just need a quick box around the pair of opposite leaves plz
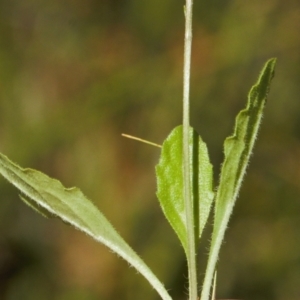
[0,58,276,300]
[156,58,276,256]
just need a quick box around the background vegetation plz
[0,0,299,299]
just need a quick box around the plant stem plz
[200,213,230,300]
[182,1,197,300]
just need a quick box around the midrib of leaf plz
[200,58,277,300]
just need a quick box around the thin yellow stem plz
[121,134,162,148]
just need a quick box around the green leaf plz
[201,58,277,300]
[155,125,214,254]
[0,153,172,300]
[198,138,215,237]
[19,194,55,218]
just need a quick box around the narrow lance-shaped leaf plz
[155,125,214,255]
[201,58,277,300]
[0,153,172,300]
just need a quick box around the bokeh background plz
[0,0,299,299]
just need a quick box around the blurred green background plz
[0,0,299,299]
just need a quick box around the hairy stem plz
[183,1,197,300]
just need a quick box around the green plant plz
[0,1,276,300]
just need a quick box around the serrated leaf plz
[215,58,276,228]
[201,58,277,300]
[155,125,214,254]
[0,153,172,300]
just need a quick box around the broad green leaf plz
[201,58,277,300]
[155,125,214,254]
[0,153,172,300]
[198,139,215,237]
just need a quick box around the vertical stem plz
[183,1,197,300]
